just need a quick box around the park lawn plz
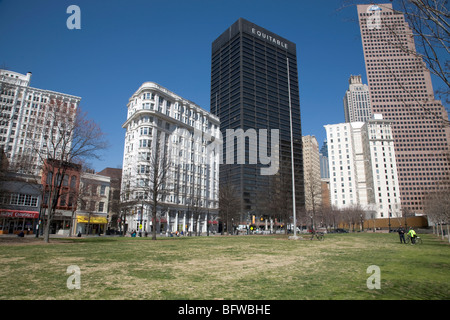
[0,232,448,300]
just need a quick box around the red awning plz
[0,209,39,219]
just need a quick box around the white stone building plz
[0,69,81,175]
[121,82,220,235]
[324,114,401,218]
[324,122,362,210]
[362,114,401,218]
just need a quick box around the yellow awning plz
[77,216,108,224]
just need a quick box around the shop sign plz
[0,210,39,219]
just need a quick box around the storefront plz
[0,209,39,234]
[75,214,108,235]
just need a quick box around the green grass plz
[0,233,448,300]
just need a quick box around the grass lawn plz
[0,232,448,300]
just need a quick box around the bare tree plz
[218,170,240,235]
[423,179,450,242]
[342,0,448,90]
[340,0,449,126]
[340,204,365,232]
[36,101,108,242]
[391,0,449,92]
[131,135,172,240]
[304,168,323,231]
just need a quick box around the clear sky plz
[2,0,440,172]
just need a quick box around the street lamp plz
[139,200,144,237]
[287,57,297,238]
[388,210,391,233]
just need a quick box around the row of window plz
[0,193,39,207]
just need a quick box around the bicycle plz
[405,234,423,245]
[310,232,324,241]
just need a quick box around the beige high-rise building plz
[343,75,373,123]
[302,136,321,213]
[357,4,450,214]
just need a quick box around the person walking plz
[398,226,406,244]
[407,227,417,244]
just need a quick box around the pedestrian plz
[398,226,406,244]
[407,227,417,244]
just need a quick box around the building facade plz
[0,173,42,234]
[343,75,373,123]
[362,114,402,218]
[40,159,81,235]
[302,136,321,213]
[319,140,330,179]
[325,114,401,218]
[0,69,81,175]
[325,123,362,210]
[75,171,110,235]
[357,4,450,214]
[121,82,220,235]
[97,167,122,233]
[210,18,304,221]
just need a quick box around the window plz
[100,185,106,196]
[46,172,53,185]
[98,202,105,212]
[140,127,151,136]
[63,175,69,187]
[91,185,97,195]
[70,176,77,189]
[7,193,38,207]
[139,139,151,148]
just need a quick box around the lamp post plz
[207,208,209,237]
[139,200,144,237]
[388,210,391,233]
[287,57,297,238]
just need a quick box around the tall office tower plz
[343,75,373,122]
[121,82,220,234]
[302,136,321,213]
[357,4,450,214]
[211,18,304,218]
[0,69,81,175]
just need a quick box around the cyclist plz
[407,227,417,244]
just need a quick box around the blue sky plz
[0,0,403,171]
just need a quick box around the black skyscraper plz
[211,18,304,225]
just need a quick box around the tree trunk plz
[43,208,52,243]
[447,224,449,244]
[152,206,157,240]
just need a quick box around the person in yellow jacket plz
[407,228,417,244]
